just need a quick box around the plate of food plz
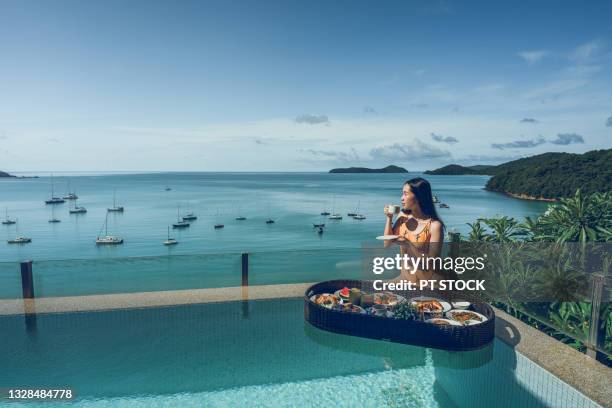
[446,309,487,325]
[410,297,452,313]
[376,235,399,241]
[425,318,461,326]
[340,303,367,314]
[310,293,343,309]
[373,292,406,307]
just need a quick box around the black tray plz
[304,280,495,351]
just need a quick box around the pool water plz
[0,298,600,407]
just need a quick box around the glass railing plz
[0,245,610,360]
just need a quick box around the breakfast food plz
[412,299,444,313]
[314,294,341,309]
[338,287,350,300]
[447,310,485,324]
[374,292,399,306]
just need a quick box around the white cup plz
[386,205,400,215]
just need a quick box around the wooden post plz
[586,274,604,359]
[20,261,34,299]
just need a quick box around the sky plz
[0,0,611,172]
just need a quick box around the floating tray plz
[304,280,495,351]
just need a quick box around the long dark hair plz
[403,177,445,231]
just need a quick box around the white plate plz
[451,301,471,310]
[425,318,461,326]
[446,309,488,325]
[410,296,452,313]
[376,235,399,240]
[310,293,343,308]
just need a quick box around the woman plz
[383,177,445,283]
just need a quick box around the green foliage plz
[464,190,612,364]
[393,301,417,320]
[485,149,612,199]
[533,190,612,243]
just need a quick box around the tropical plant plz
[534,190,612,243]
[478,216,523,242]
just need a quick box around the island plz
[426,149,611,200]
[485,149,611,200]
[0,171,16,178]
[329,165,408,174]
[424,164,495,175]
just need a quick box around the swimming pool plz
[0,298,600,407]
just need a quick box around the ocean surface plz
[0,173,548,298]
[0,172,547,263]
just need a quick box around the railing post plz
[241,253,249,287]
[448,231,461,259]
[586,274,604,359]
[20,260,34,299]
[241,253,249,319]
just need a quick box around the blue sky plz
[0,0,611,172]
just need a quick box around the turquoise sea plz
[0,173,548,298]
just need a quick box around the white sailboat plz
[96,213,123,245]
[163,226,178,246]
[107,189,124,212]
[45,174,65,204]
[353,201,366,220]
[328,196,342,220]
[7,220,31,244]
[2,208,16,225]
[62,180,78,200]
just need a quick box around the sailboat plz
[173,205,190,228]
[320,201,331,216]
[265,203,275,224]
[8,220,31,244]
[45,175,65,204]
[214,209,224,229]
[96,213,123,245]
[107,189,124,212]
[235,206,246,221]
[62,180,78,200]
[182,204,197,220]
[163,226,178,246]
[352,201,366,220]
[328,196,342,220]
[2,208,16,225]
[48,205,61,223]
[69,198,87,214]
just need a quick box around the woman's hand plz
[384,205,394,219]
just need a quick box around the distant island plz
[329,165,408,174]
[426,149,611,200]
[0,171,15,178]
[424,164,495,175]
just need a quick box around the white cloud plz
[570,40,603,62]
[517,50,548,65]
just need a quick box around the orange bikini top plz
[393,218,432,243]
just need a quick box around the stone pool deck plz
[0,283,609,407]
